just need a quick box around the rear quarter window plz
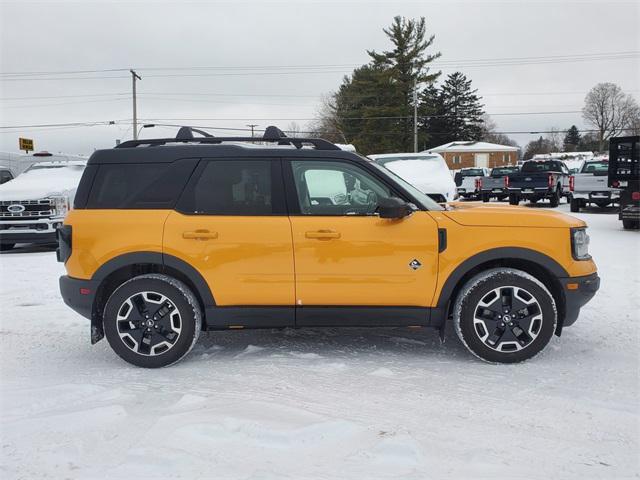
[86,158,198,209]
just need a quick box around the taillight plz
[475,178,482,190]
[504,176,510,188]
[612,180,620,188]
[569,175,575,192]
[632,192,640,201]
[548,173,554,188]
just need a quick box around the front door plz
[163,159,295,311]
[475,153,489,168]
[285,159,440,313]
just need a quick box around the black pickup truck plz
[506,160,571,207]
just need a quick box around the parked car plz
[453,167,490,200]
[0,165,15,184]
[369,152,456,202]
[57,126,599,368]
[478,166,520,202]
[608,136,639,230]
[0,157,86,250]
[570,159,620,212]
[507,160,571,207]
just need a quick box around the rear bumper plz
[508,187,552,198]
[59,275,98,321]
[560,272,600,328]
[573,191,620,201]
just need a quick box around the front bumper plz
[0,218,64,245]
[559,272,600,329]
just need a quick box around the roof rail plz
[116,125,341,151]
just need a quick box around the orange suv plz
[57,127,599,367]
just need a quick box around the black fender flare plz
[92,251,216,307]
[435,247,568,310]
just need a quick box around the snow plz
[428,141,519,153]
[0,163,86,201]
[1,204,638,479]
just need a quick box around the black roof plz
[89,125,363,165]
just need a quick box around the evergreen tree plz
[420,72,485,148]
[330,16,441,154]
[563,125,581,152]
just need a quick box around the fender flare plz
[435,247,568,309]
[92,251,215,307]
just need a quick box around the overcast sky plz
[1,0,638,155]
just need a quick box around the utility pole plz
[130,69,142,140]
[413,78,418,153]
[246,124,258,137]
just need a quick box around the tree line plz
[310,16,640,158]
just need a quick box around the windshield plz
[461,168,484,177]
[374,155,439,166]
[26,163,85,172]
[369,161,444,210]
[581,161,608,173]
[491,167,518,176]
[522,162,557,172]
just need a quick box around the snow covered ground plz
[1,204,638,479]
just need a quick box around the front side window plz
[181,160,273,215]
[291,160,392,215]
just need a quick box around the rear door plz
[163,158,295,313]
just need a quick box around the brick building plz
[427,141,519,169]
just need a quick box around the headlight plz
[50,196,69,217]
[571,227,591,260]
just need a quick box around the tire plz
[0,243,15,251]
[453,268,557,363]
[622,219,640,230]
[508,194,519,206]
[481,193,490,203]
[570,198,581,212]
[103,274,202,368]
[549,189,560,207]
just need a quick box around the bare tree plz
[308,94,346,143]
[582,83,640,151]
[285,121,302,138]
[480,114,520,149]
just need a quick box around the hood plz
[0,167,84,201]
[443,203,586,228]
[383,159,456,197]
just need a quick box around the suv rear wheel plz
[103,274,202,368]
[453,268,557,363]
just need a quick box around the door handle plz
[182,230,218,240]
[305,230,341,239]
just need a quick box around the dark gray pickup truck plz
[479,166,519,202]
[507,160,571,207]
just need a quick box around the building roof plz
[426,141,519,153]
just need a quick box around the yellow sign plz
[19,138,34,152]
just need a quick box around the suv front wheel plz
[103,274,202,368]
[453,268,557,363]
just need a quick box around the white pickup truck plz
[0,155,86,250]
[453,167,490,200]
[569,159,620,212]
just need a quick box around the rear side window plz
[178,160,277,215]
[87,158,197,209]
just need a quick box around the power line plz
[1,51,637,80]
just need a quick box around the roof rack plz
[116,125,340,151]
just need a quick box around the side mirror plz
[378,197,413,219]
